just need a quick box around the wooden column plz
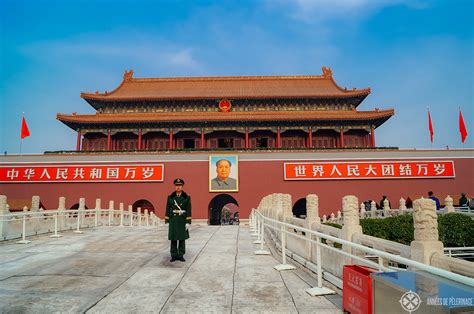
[76,129,82,151]
[371,126,375,148]
[201,128,205,148]
[138,129,142,150]
[277,127,281,148]
[308,127,313,148]
[339,128,345,148]
[107,129,111,150]
[245,128,249,148]
[169,129,173,150]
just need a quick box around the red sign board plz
[284,160,455,180]
[0,163,164,183]
[343,265,376,314]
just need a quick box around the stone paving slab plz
[0,225,341,313]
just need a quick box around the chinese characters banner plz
[284,160,455,180]
[0,163,164,183]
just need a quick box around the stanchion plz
[306,235,334,296]
[119,207,124,227]
[274,223,295,271]
[50,213,62,238]
[251,213,259,237]
[17,215,31,244]
[73,210,84,234]
[254,217,270,255]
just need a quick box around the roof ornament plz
[123,69,134,82]
[322,66,333,78]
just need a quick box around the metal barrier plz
[0,208,160,243]
[444,246,474,259]
[248,208,474,296]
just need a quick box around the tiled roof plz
[81,67,370,101]
[57,109,394,125]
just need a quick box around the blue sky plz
[0,0,472,153]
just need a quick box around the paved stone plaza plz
[0,225,341,313]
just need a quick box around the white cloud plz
[18,32,204,73]
[266,0,428,23]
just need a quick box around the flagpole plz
[427,106,432,149]
[20,112,24,155]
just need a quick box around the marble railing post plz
[399,197,407,213]
[119,203,124,226]
[0,195,9,239]
[370,201,377,218]
[137,207,142,227]
[282,194,292,222]
[444,195,455,213]
[341,195,362,259]
[360,203,366,219]
[58,197,66,229]
[32,196,41,233]
[145,209,149,226]
[78,198,86,226]
[95,198,101,226]
[108,200,114,226]
[306,194,321,225]
[128,205,133,227]
[410,198,445,267]
[383,199,390,217]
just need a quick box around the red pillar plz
[371,126,375,147]
[169,129,173,150]
[201,128,205,148]
[245,128,249,148]
[340,128,345,148]
[138,129,142,150]
[277,127,281,148]
[107,129,111,150]
[308,127,313,148]
[76,129,81,151]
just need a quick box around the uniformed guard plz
[165,178,192,262]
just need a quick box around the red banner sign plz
[0,163,164,183]
[284,160,455,180]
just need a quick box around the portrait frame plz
[209,155,239,192]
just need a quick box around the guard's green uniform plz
[165,191,192,259]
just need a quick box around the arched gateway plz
[132,199,155,214]
[208,194,239,225]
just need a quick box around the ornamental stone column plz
[370,200,377,218]
[282,194,292,222]
[79,198,86,227]
[360,203,366,219]
[383,198,390,217]
[399,197,407,211]
[444,195,455,213]
[306,194,321,226]
[410,198,444,266]
[341,195,362,258]
[31,196,41,233]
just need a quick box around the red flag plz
[428,110,434,143]
[21,116,30,139]
[459,110,468,143]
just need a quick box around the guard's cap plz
[173,178,185,185]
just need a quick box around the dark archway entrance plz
[70,203,89,209]
[292,198,306,218]
[132,199,155,214]
[208,194,238,225]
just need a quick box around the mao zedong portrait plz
[210,159,237,191]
